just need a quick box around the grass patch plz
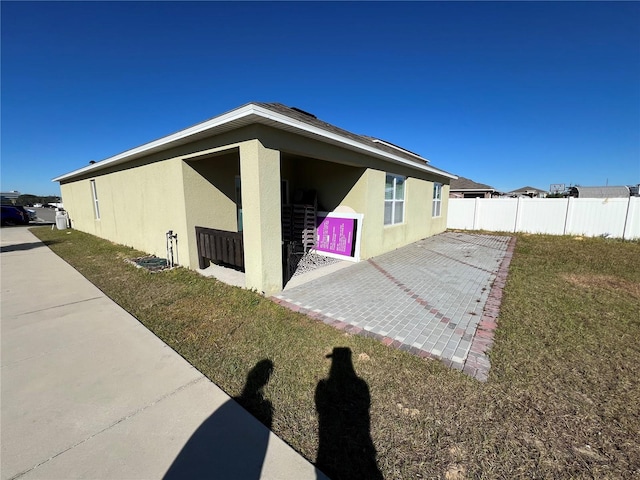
[31,228,640,479]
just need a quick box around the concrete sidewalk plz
[1,227,323,480]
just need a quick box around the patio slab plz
[272,232,516,380]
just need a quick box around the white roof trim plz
[53,104,456,182]
[450,187,496,191]
[370,138,428,163]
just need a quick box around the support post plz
[239,140,283,294]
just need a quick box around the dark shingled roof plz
[449,176,495,191]
[255,102,429,165]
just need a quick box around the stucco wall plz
[281,155,367,211]
[279,156,449,260]
[355,172,449,259]
[60,158,190,265]
[182,151,240,269]
[59,123,452,293]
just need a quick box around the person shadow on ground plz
[315,347,383,480]
[164,359,274,480]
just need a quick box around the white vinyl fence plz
[447,197,640,240]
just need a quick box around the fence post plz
[622,196,632,240]
[562,197,572,235]
[473,197,480,230]
[513,196,522,233]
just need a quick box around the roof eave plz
[53,104,456,182]
[52,104,259,182]
[450,188,495,192]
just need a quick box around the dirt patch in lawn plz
[563,273,640,299]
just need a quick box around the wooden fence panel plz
[195,226,244,270]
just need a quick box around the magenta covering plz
[316,216,356,257]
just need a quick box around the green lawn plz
[31,228,640,479]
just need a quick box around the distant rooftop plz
[509,186,548,194]
[450,176,495,191]
[570,186,630,198]
[0,191,21,199]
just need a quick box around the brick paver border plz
[462,235,516,380]
[271,235,517,381]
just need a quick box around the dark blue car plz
[1,205,30,225]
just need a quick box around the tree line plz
[13,194,61,206]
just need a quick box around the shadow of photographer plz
[315,347,383,480]
[164,359,274,479]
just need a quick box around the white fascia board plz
[53,103,456,182]
[370,138,429,163]
[52,105,257,182]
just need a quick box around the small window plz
[384,174,405,225]
[432,182,442,217]
[90,179,100,220]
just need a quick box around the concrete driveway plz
[274,232,515,380]
[1,226,322,480]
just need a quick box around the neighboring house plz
[507,186,548,198]
[449,176,498,198]
[54,102,456,294]
[567,186,631,198]
[1,191,21,205]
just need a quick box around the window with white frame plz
[432,182,442,217]
[384,173,405,225]
[90,179,100,220]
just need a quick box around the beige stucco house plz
[54,103,456,294]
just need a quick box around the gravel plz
[291,251,341,277]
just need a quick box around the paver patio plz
[273,232,515,380]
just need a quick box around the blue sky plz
[2,1,639,195]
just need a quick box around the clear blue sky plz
[2,1,639,196]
